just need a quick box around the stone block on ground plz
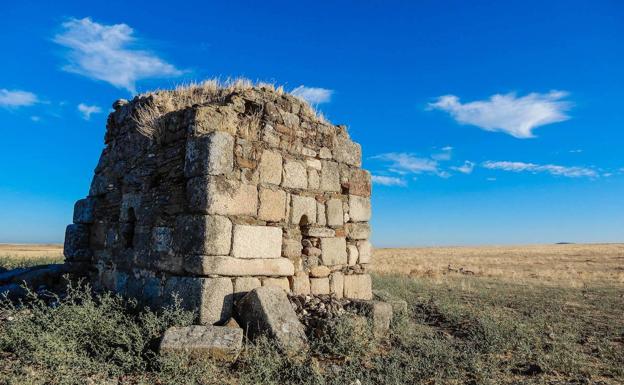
[235,286,308,354]
[345,300,393,337]
[372,289,409,315]
[160,325,243,362]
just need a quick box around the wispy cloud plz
[54,17,182,93]
[291,86,333,104]
[77,103,102,120]
[451,161,475,174]
[428,91,572,138]
[432,146,453,161]
[30,116,41,122]
[0,89,38,108]
[482,161,597,178]
[372,153,440,175]
[371,175,407,187]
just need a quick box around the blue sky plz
[1,0,623,246]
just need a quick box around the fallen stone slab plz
[160,325,243,362]
[235,286,308,354]
[345,300,393,337]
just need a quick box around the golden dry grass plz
[372,243,624,287]
[0,243,63,260]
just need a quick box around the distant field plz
[2,243,623,286]
[372,243,624,286]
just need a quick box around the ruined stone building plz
[64,83,373,325]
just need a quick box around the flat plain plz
[1,242,623,384]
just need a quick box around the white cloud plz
[486,177,497,181]
[0,89,38,108]
[30,116,41,122]
[452,161,475,174]
[428,91,572,138]
[372,153,440,175]
[54,17,182,93]
[371,175,407,187]
[482,161,597,178]
[569,149,583,153]
[431,146,453,161]
[78,103,102,120]
[291,86,333,104]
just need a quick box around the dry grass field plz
[1,242,623,384]
[372,243,624,287]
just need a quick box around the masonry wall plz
[64,87,373,325]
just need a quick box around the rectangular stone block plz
[320,161,340,192]
[349,195,371,222]
[349,169,371,197]
[343,274,372,300]
[290,272,311,295]
[330,272,344,298]
[185,255,295,277]
[184,131,234,177]
[345,223,371,240]
[308,169,320,189]
[347,244,359,266]
[320,237,347,266]
[333,132,362,167]
[310,277,330,295]
[290,194,316,225]
[162,276,233,325]
[357,240,372,264]
[63,224,91,261]
[259,150,282,185]
[174,215,232,256]
[258,187,286,222]
[262,277,290,292]
[233,277,261,301]
[303,227,335,238]
[160,325,243,362]
[232,225,282,259]
[73,198,95,224]
[316,202,326,226]
[326,198,344,227]
[282,159,307,189]
[187,176,258,216]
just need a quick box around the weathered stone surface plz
[307,169,320,189]
[346,300,392,336]
[303,227,335,238]
[282,159,307,189]
[291,272,311,295]
[330,272,344,298]
[258,187,286,222]
[357,240,373,264]
[320,237,347,266]
[290,195,316,225]
[316,202,326,225]
[186,255,294,277]
[333,132,362,167]
[160,325,243,362]
[162,276,233,325]
[233,277,261,301]
[345,222,371,240]
[174,215,232,255]
[320,161,341,192]
[310,265,331,278]
[232,225,282,259]
[326,198,344,227]
[282,239,302,259]
[347,244,359,266]
[258,150,282,185]
[262,277,290,291]
[319,147,332,159]
[235,287,308,353]
[349,169,371,197]
[310,277,330,295]
[343,274,372,300]
[187,176,258,216]
[73,198,95,224]
[306,158,322,170]
[200,278,234,325]
[192,105,239,135]
[184,131,234,177]
[349,195,371,222]
[63,224,90,261]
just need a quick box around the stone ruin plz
[63,83,374,326]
